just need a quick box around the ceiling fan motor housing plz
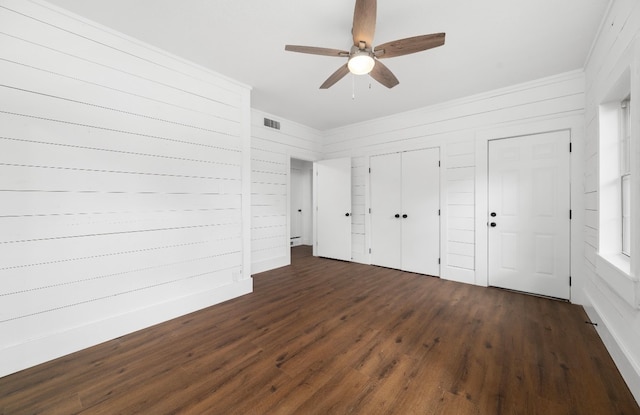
[348,45,376,75]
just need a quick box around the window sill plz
[595,252,638,309]
[599,252,631,276]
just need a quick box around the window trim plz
[598,99,627,258]
[621,173,631,257]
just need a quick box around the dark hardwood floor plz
[1,246,638,414]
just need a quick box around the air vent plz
[264,118,281,130]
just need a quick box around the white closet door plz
[370,153,402,269]
[488,131,570,299]
[402,148,440,275]
[370,148,440,275]
[315,158,352,261]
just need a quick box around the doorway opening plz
[290,158,313,255]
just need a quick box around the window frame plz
[620,97,631,257]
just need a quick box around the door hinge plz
[569,210,572,220]
[438,258,441,264]
[438,209,441,216]
[569,142,572,153]
[438,160,441,167]
[369,167,371,173]
[369,208,371,214]
[369,248,372,254]
[569,276,572,286]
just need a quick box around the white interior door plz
[370,153,402,269]
[488,131,571,299]
[290,167,303,245]
[315,158,351,261]
[402,148,440,275]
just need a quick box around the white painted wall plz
[324,70,586,288]
[0,0,252,377]
[250,110,323,274]
[582,0,640,403]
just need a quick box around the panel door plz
[315,158,352,261]
[402,148,440,275]
[488,131,571,299]
[370,152,402,269]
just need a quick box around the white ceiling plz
[46,0,609,130]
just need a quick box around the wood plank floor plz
[1,246,638,414]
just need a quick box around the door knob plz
[298,209,302,212]
[345,213,350,217]
[402,214,408,218]
[395,214,400,218]
[490,212,497,217]
[490,222,497,227]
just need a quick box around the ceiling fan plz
[285,0,445,89]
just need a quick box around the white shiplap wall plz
[0,0,252,377]
[351,156,368,262]
[251,110,323,274]
[582,0,640,402]
[323,70,586,286]
[444,141,476,283]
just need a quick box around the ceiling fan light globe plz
[348,54,375,75]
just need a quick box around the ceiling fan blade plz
[352,0,376,49]
[285,45,349,57]
[369,60,399,88]
[320,63,350,89]
[375,33,445,59]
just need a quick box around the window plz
[597,69,631,273]
[594,53,638,308]
[620,97,631,256]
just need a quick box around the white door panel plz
[402,148,440,275]
[370,153,402,269]
[315,158,351,261]
[488,131,570,299]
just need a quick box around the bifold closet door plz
[370,148,440,276]
[370,153,402,269]
[402,148,440,275]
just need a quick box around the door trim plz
[474,116,584,303]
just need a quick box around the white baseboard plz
[351,252,370,265]
[441,266,477,285]
[0,279,253,378]
[583,302,640,406]
[252,256,289,275]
